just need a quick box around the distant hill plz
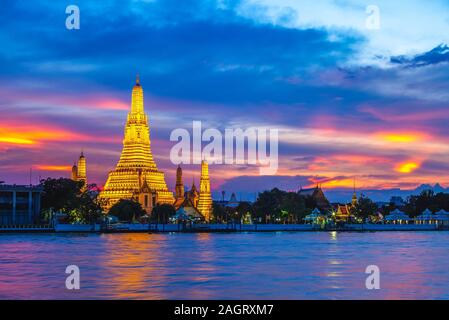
[325,184,449,203]
[213,182,449,203]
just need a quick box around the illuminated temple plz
[99,76,174,213]
[197,160,213,222]
[173,162,212,222]
[71,151,87,189]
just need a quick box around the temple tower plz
[71,163,78,181]
[100,76,174,211]
[351,178,358,207]
[197,160,212,222]
[188,179,199,208]
[77,151,87,187]
[175,165,184,200]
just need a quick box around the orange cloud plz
[396,162,420,174]
[36,165,72,171]
[0,122,107,147]
[375,132,426,144]
[0,136,35,145]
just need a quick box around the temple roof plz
[298,187,319,197]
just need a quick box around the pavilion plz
[434,210,449,226]
[304,208,327,225]
[384,209,412,224]
[416,209,449,225]
[415,209,435,225]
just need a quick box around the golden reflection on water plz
[330,231,337,241]
[2,232,449,299]
[100,233,167,299]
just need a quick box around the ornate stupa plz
[100,76,174,212]
[70,151,87,189]
[351,178,358,208]
[173,165,185,209]
[77,151,87,185]
[197,160,212,222]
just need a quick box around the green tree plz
[280,192,307,223]
[109,199,146,222]
[235,202,254,222]
[212,203,227,223]
[40,178,102,223]
[152,204,176,224]
[253,188,308,223]
[403,190,449,217]
[353,195,378,220]
[253,188,282,222]
[41,178,84,213]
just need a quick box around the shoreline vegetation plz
[3,178,449,234]
[0,222,444,233]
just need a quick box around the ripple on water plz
[1,232,449,299]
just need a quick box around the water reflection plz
[1,232,449,299]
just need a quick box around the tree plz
[40,178,102,223]
[253,188,308,223]
[235,202,254,222]
[353,195,378,220]
[152,204,176,224]
[212,203,227,223]
[404,190,449,217]
[109,199,146,222]
[41,178,84,213]
[280,192,307,223]
[253,188,282,222]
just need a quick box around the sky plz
[1,0,449,201]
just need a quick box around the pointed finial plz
[136,73,140,85]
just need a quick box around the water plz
[0,231,448,300]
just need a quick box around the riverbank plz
[0,223,444,233]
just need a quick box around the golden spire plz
[71,162,78,181]
[197,160,212,222]
[351,177,358,207]
[131,75,144,114]
[99,77,174,213]
[77,150,87,188]
[175,165,184,200]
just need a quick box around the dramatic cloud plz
[1,0,449,201]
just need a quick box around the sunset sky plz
[1,0,449,200]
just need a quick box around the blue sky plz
[1,0,449,201]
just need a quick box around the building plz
[351,182,358,208]
[173,164,211,222]
[99,76,174,213]
[197,160,213,222]
[334,204,351,222]
[71,151,87,188]
[173,165,185,209]
[298,186,331,210]
[0,184,43,225]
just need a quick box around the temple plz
[351,179,358,207]
[99,76,174,213]
[173,165,185,209]
[298,185,331,210]
[197,160,213,222]
[173,163,212,222]
[71,151,87,188]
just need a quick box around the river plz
[0,232,448,299]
